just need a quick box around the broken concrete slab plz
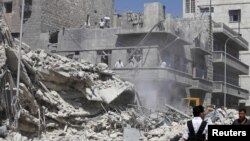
[123,128,145,141]
[5,47,32,87]
[19,83,39,115]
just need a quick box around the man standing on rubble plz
[232,108,250,125]
[182,105,208,141]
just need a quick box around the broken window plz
[11,33,20,38]
[75,51,80,55]
[23,0,32,23]
[49,31,59,43]
[229,9,241,22]
[97,50,112,66]
[4,2,12,13]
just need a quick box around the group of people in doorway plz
[114,57,142,69]
[182,105,250,141]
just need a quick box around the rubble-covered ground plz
[0,106,240,141]
[0,20,242,141]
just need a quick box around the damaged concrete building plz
[50,2,249,109]
[183,0,250,113]
[1,0,249,109]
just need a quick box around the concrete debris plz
[21,49,134,104]
[205,108,240,125]
[164,104,191,120]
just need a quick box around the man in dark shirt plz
[232,108,250,125]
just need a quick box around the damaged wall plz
[175,18,213,81]
[0,0,114,50]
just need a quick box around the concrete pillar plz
[204,93,212,106]
[113,14,121,28]
[185,87,191,97]
[143,2,165,30]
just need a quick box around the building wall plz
[1,0,21,33]
[59,28,118,51]
[41,0,114,31]
[41,0,85,32]
[144,2,165,29]
[1,0,114,50]
[183,0,250,44]
[197,0,250,43]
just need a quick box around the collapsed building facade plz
[0,1,249,109]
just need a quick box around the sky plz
[115,0,183,17]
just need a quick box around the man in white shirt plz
[99,19,105,29]
[115,59,124,69]
[182,105,208,141]
[160,61,167,68]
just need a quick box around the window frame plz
[191,0,196,13]
[4,2,12,13]
[185,0,191,13]
[229,9,241,23]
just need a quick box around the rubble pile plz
[205,108,239,125]
[1,45,137,133]
[1,107,187,141]
[0,18,139,140]
[0,106,241,141]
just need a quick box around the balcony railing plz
[213,51,249,74]
[213,22,249,50]
[113,67,194,86]
[213,81,249,99]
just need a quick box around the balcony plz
[213,51,249,75]
[116,29,190,46]
[213,81,249,99]
[191,47,211,56]
[113,67,194,86]
[213,22,248,51]
[192,68,213,92]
